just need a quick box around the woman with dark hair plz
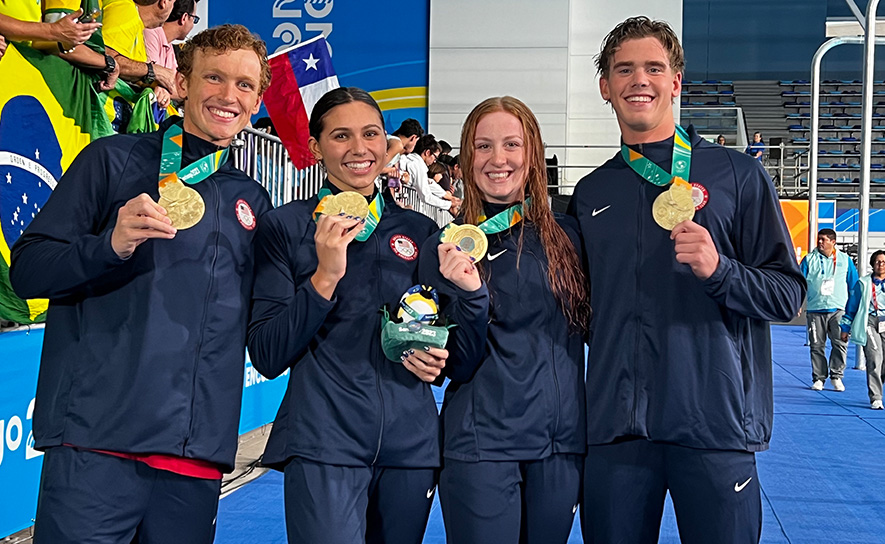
[419,96,590,543]
[840,249,885,410]
[247,87,447,544]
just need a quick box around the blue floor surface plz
[215,325,885,543]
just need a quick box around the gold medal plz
[668,178,694,211]
[158,175,205,230]
[333,192,370,219]
[652,190,694,230]
[159,190,205,230]
[440,224,488,261]
[315,191,370,219]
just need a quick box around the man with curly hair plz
[11,24,272,544]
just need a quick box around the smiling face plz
[599,36,682,144]
[471,111,527,205]
[178,48,263,147]
[308,100,386,196]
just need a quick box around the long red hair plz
[459,96,590,332]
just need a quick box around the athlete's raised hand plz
[311,213,362,299]
[110,193,176,259]
[402,346,448,382]
[671,220,720,280]
[438,242,481,292]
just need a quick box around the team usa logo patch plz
[390,234,418,261]
[691,182,709,211]
[236,199,256,230]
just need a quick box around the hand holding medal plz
[439,223,488,262]
[158,173,205,230]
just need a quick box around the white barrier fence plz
[231,127,453,226]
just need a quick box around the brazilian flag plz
[0,43,114,324]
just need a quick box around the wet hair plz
[308,87,384,140]
[414,134,441,157]
[178,24,271,94]
[392,118,424,138]
[818,228,836,241]
[167,0,197,22]
[595,16,684,78]
[459,96,590,333]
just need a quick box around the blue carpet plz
[214,325,885,543]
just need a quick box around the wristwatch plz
[101,54,117,76]
[141,61,156,85]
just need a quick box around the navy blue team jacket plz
[568,126,806,452]
[10,124,272,471]
[247,187,441,469]
[419,207,586,462]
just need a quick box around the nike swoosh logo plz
[592,205,611,216]
[488,249,506,261]
[572,504,578,514]
[734,477,753,492]
[426,488,434,499]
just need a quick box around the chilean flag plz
[264,35,339,169]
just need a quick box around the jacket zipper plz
[183,178,220,453]
[371,231,385,465]
[631,176,643,433]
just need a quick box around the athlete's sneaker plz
[811,380,825,391]
[831,378,846,392]
[872,400,884,410]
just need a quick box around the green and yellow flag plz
[0,43,114,323]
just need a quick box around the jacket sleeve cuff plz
[301,277,338,310]
[701,253,731,294]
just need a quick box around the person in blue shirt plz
[839,249,885,410]
[800,228,859,392]
[744,131,764,161]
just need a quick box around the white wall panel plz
[565,0,683,183]
[428,0,570,149]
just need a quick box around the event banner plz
[0,328,44,538]
[208,0,430,130]
[0,333,288,538]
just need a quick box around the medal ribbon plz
[476,199,529,235]
[313,184,385,242]
[159,123,229,185]
[621,125,692,186]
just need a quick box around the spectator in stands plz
[745,131,764,161]
[840,250,885,410]
[0,9,99,47]
[450,153,464,198]
[10,24,271,544]
[104,0,177,104]
[403,134,457,216]
[431,156,454,194]
[4,5,117,92]
[568,16,805,543]
[145,0,200,105]
[801,228,858,392]
[391,118,425,155]
[438,139,452,157]
[716,134,726,146]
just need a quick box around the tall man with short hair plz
[11,24,272,544]
[568,16,805,543]
[801,228,858,391]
